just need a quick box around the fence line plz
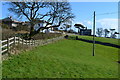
[1,36,64,55]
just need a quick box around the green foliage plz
[0,23,9,29]
[32,33,62,40]
[2,39,118,78]
[15,25,30,31]
[2,29,15,40]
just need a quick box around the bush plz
[2,29,29,40]
[15,25,30,31]
[0,23,9,29]
[32,33,62,40]
[2,29,16,40]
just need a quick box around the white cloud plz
[83,18,118,32]
[81,18,118,37]
[96,18,118,31]
[73,18,119,37]
[87,21,92,25]
[84,21,93,26]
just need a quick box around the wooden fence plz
[1,36,64,55]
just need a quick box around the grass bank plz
[70,35,119,46]
[2,39,118,78]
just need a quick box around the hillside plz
[70,35,119,46]
[2,39,118,78]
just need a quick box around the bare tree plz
[104,29,110,37]
[110,29,116,38]
[8,2,50,38]
[96,28,103,37]
[63,24,72,32]
[8,1,74,38]
[35,2,75,33]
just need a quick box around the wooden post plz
[46,40,47,45]
[26,40,27,45]
[21,38,24,49]
[32,39,33,46]
[37,40,41,45]
[32,39,34,46]
[29,40,31,46]
[18,37,20,45]
[52,38,53,42]
[14,36,16,47]
[33,39,34,46]
[7,38,10,55]
[33,39,35,46]
[34,40,36,46]
[22,38,24,46]
[42,40,44,45]
[0,40,1,55]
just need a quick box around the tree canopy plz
[8,1,75,38]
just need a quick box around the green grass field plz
[71,35,119,46]
[2,39,118,78]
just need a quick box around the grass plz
[71,35,119,46]
[2,39,118,78]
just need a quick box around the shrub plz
[2,29,16,40]
[0,23,10,29]
[32,33,62,40]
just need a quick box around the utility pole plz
[93,11,96,56]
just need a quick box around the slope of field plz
[2,39,118,78]
[71,35,119,46]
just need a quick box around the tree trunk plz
[29,22,34,39]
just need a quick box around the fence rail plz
[1,36,64,55]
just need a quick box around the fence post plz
[45,40,47,45]
[33,39,34,46]
[7,38,10,55]
[33,39,35,46]
[52,38,53,43]
[14,36,16,47]
[22,38,24,45]
[26,40,27,45]
[0,40,2,55]
[22,38,24,48]
[18,37,20,45]
[34,40,35,46]
[29,40,30,46]
[32,39,33,46]
[38,40,39,46]
[43,40,45,45]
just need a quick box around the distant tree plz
[96,28,103,37]
[110,29,116,38]
[68,29,74,33]
[111,33,117,39]
[53,27,58,31]
[60,27,63,29]
[111,32,119,39]
[63,24,72,32]
[104,29,110,37]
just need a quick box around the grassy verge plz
[2,39,118,78]
[69,35,119,46]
